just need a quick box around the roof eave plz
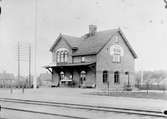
[118,29,138,59]
[49,33,62,52]
[49,34,73,52]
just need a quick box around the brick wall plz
[96,32,135,90]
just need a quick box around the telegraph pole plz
[33,0,38,89]
[140,70,143,86]
[0,5,1,15]
[0,0,1,16]
[29,44,31,88]
[18,41,20,88]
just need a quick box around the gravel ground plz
[0,106,165,119]
[87,91,167,100]
[0,88,166,119]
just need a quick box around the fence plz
[135,84,166,91]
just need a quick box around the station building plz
[45,25,137,90]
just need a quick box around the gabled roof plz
[50,28,137,59]
[50,34,81,51]
[73,29,119,56]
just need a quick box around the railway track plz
[1,106,88,119]
[0,98,166,118]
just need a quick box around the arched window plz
[64,51,68,63]
[114,71,120,84]
[81,71,86,79]
[80,71,86,85]
[103,70,108,83]
[60,71,64,80]
[57,51,60,63]
[60,51,64,62]
[56,48,69,63]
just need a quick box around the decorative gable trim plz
[50,34,62,52]
[96,28,137,59]
[50,34,72,52]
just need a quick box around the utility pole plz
[33,0,38,89]
[18,41,20,88]
[29,44,31,88]
[140,70,143,86]
[0,5,1,15]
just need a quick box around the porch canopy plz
[44,61,96,73]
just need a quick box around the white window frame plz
[57,51,60,63]
[112,47,121,63]
[56,48,69,63]
[60,71,65,80]
[60,51,64,63]
[81,57,85,62]
[64,51,68,63]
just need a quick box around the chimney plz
[89,25,97,36]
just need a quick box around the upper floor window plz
[110,45,123,63]
[81,57,85,62]
[60,51,64,62]
[57,51,60,63]
[103,70,108,83]
[114,71,120,84]
[64,51,68,62]
[112,47,121,63]
[56,48,69,63]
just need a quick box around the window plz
[81,71,86,78]
[64,51,68,62]
[60,71,64,80]
[103,71,108,83]
[81,57,85,62]
[56,48,69,63]
[60,51,64,62]
[114,71,120,84]
[113,47,121,63]
[57,51,60,63]
[113,54,121,62]
[80,71,86,83]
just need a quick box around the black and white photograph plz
[0,0,167,118]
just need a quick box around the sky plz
[0,0,167,76]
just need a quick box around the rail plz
[0,98,166,118]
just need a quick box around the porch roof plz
[44,61,96,69]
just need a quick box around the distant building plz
[45,25,137,90]
[0,71,15,88]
